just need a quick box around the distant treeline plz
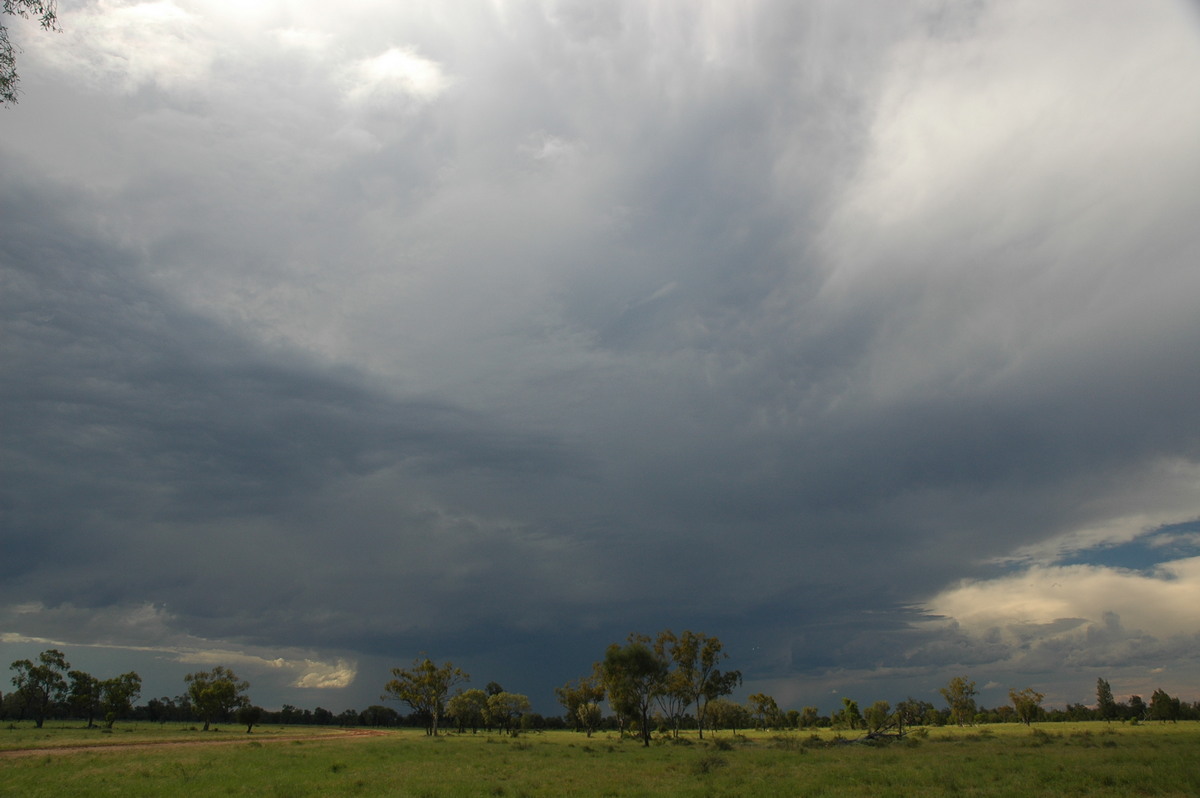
[4,691,1199,731]
[6,645,1198,734]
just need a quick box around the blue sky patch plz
[1059,520,1200,573]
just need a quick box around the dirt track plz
[0,727,392,759]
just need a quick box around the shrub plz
[692,753,727,775]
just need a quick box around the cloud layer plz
[3,0,1199,712]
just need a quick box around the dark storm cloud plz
[3,0,1200,712]
[1,179,582,610]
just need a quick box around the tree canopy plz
[101,671,142,728]
[485,691,532,735]
[1009,687,1044,726]
[184,666,250,731]
[383,658,468,736]
[600,637,668,747]
[9,648,69,728]
[447,688,489,733]
[656,630,740,739]
[1,0,58,105]
[1096,678,1117,722]
[940,675,978,727]
[555,673,605,737]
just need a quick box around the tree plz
[9,649,69,728]
[360,705,400,727]
[1127,694,1147,721]
[236,705,263,734]
[2,0,58,105]
[576,700,603,736]
[747,693,781,730]
[68,669,103,728]
[1096,678,1117,722]
[653,644,692,737]
[1008,687,1044,726]
[656,630,740,740]
[865,700,892,733]
[184,666,250,731]
[1149,689,1180,723]
[383,658,468,736]
[600,637,668,747]
[895,697,933,729]
[101,671,141,728]
[833,697,863,730]
[485,691,532,736]
[555,674,605,736]
[706,697,750,733]
[447,689,489,733]
[939,675,977,727]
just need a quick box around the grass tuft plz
[692,753,727,775]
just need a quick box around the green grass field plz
[2,722,1198,797]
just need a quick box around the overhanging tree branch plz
[2,0,59,106]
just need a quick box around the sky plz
[3,0,1200,717]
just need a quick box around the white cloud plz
[925,558,1200,641]
[344,46,452,108]
[176,649,358,690]
[815,0,1200,404]
[272,26,332,53]
[33,1,215,94]
[293,660,359,689]
[520,132,582,163]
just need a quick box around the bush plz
[692,753,727,775]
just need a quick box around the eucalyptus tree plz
[555,673,605,736]
[101,671,142,728]
[447,688,489,733]
[865,700,892,732]
[747,692,781,730]
[68,669,103,728]
[1,0,58,105]
[236,704,263,734]
[939,675,978,727]
[383,657,468,736]
[656,629,740,739]
[600,636,668,747]
[485,691,532,735]
[1008,687,1044,726]
[834,696,863,730]
[185,666,250,731]
[706,698,750,733]
[9,649,69,728]
[1149,689,1180,722]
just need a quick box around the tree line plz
[3,650,265,732]
[381,631,1200,744]
[8,641,1198,735]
